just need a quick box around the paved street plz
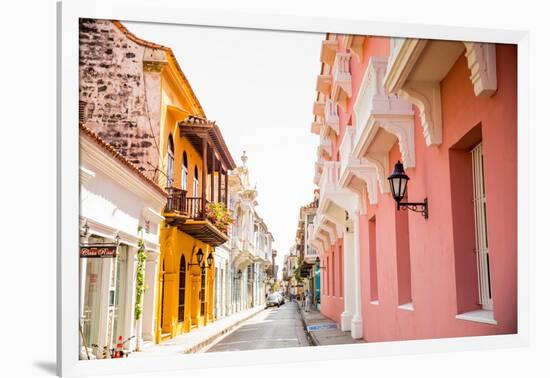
[205,301,311,352]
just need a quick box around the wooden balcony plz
[164,187,228,246]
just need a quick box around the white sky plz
[123,21,322,276]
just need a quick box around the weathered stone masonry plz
[79,18,162,181]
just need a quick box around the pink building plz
[308,34,517,341]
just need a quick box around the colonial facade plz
[308,34,517,341]
[79,19,237,345]
[79,124,166,358]
[227,153,274,312]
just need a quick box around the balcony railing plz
[164,187,228,246]
[318,161,340,205]
[165,187,206,219]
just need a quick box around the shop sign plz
[80,244,118,258]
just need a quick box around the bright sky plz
[124,21,322,277]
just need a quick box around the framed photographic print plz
[58,1,529,376]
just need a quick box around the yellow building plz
[110,22,237,343]
[155,61,237,343]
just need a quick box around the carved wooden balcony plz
[164,187,228,246]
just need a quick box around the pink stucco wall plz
[320,239,344,323]
[359,43,517,342]
[321,33,516,340]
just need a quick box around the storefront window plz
[82,257,103,350]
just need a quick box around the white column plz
[351,210,363,339]
[340,220,355,331]
[142,250,159,342]
[124,247,138,348]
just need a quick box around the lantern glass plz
[388,160,409,202]
[196,249,204,265]
[207,253,213,267]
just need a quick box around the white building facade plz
[79,125,166,359]
[226,152,274,314]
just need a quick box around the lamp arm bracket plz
[397,198,428,219]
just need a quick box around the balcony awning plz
[178,115,237,170]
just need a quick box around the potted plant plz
[204,202,235,234]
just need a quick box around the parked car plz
[266,293,281,308]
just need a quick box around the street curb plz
[297,304,318,347]
[182,306,265,354]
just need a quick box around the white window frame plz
[471,142,493,310]
[181,153,188,191]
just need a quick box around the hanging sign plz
[80,244,118,258]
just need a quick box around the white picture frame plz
[57,1,529,376]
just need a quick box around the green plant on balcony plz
[205,202,234,234]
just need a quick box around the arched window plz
[181,152,188,191]
[193,166,199,196]
[178,255,186,322]
[166,135,175,187]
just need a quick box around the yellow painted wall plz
[153,56,216,343]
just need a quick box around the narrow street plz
[205,301,310,352]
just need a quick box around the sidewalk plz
[130,305,265,357]
[297,303,364,346]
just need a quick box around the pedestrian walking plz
[305,290,312,312]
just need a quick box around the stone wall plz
[79,18,162,181]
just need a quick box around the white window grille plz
[471,142,492,310]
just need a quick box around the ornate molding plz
[377,115,416,168]
[332,53,352,107]
[320,223,337,245]
[364,152,390,195]
[464,42,497,97]
[324,99,340,134]
[398,81,442,146]
[319,131,332,157]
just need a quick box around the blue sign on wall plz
[307,323,337,331]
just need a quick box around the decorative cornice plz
[398,81,442,146]
[464,42,497,97]
[320,223,337,245]
[364,152,391,195]
[377,115,416,168]
[80,130,167,210]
